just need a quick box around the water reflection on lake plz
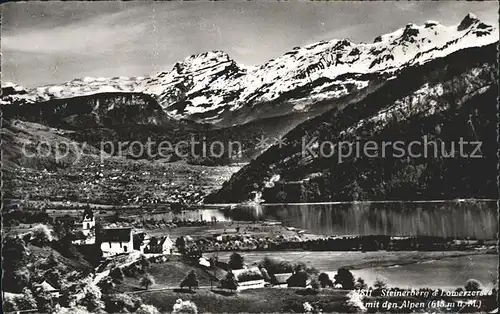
[139,200,496,239]
[218,200,497,239]
[140,208,231,222]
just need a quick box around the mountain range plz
[2,13,498,204]
[3,13,496,126]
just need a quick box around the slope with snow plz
[2,14,497,126]
[206,40,498,203]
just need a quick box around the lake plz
[213,251,498,290]
[138,200,497,239]
[216,200,497,239]
[139,200,498,289]
[349,254,497,290]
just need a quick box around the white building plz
[81,211,95,237]
[100,227,133,256]
[230,267,267,291]
[72,209,96,245]
[39,280,60,298]
[143,236,174,255]
[273,273,293,287]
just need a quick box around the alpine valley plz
[2,13,498,204]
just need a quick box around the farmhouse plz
[39,280,60,298]
[232,267,266,290]
[100,227,133,256]
[143,236,174,255]
[273,273,293,287]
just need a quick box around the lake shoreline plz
[342,249,492,270]
[213,249,497,289]
[214,249,493,271]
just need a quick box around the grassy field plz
[112,257,226,293]
[139,281,499,313]
[140,287,349,313]
[146,260,220,288]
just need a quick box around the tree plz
[140,255,151,269]
[78,283,104,312]
[355,277,368,290]
[102,293,141,313]
[294,262,318,275]
[176,237,186,254]
[32,224,52,247]
[11,267,31,293]
[287,270,309,288]
[46,252,58,268]
[112,210,121,223]
[110,267,124,281]
[33,285,55,313]
[133,233,146,251]
[135,304,161,314]
[16,287,38,310]
[172,298,198,314]
[318,272,333,288]
[2,236,27,272]
[136,261,147,274]
[465,279,482,291]
[97,277,114,293]
[123,264,136,277]
[373,276,387,291]
[53,305,93,314]
[54,237,79,259]
[3,297,18,312]
[22,233,32,244]
[344,290,367,313]
[220,272,238,293]
[180,270,199,292]
[334,268,355,289]
[303,302,314,313]
[310,279,320,291]
[260,257,293,275]
[139,273,155,290]
[54,220,74,242]
[228,252,244,270]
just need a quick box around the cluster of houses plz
[228,267,302,291]
[186,231,305,253]
[68,209,174,257]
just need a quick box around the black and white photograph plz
[1,1,498,313]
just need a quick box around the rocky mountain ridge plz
[2,14,497,128]
[206,42,498,203]
[2,92,171,128]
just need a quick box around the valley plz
[3,158,241,207]
[1,9,498,314]
[3,13,498,206]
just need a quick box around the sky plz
[2,1,498,88]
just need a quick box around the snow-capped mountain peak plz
[458,13,480,31]
[2,14,497,125]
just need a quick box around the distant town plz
[2,201,497,313]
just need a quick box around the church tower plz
[82,208,95,237]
